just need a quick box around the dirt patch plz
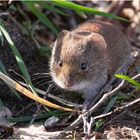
[0,1,140,139]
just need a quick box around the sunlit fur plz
[50,20,130,101]
[50,31,107,94]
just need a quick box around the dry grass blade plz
[0,71,76,112]
[18,81,82,108]
[0,20,37,96]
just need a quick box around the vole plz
[50,20,131,110]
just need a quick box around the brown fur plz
[73,20,131,74]
[50,20,131,109]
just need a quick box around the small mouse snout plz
[63,79,73,88]
[60,64,75,89]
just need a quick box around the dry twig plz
[18,81,82,108]
[66,55,137,131]
[42,54,139,138]
[0,72,76,112]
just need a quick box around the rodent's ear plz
[57,30,70,41]
[51,30,69,59]
[88,33,107,50]
[53,30,69,48]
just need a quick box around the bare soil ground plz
[0,1,140,139]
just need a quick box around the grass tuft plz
[115,74,140,89]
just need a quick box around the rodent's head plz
[50,30,107,91]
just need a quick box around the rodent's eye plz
[58,60,63,67]
[81,63,87,70]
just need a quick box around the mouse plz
[50,20,131,111]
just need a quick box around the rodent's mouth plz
[62,86,74,91]
[56,82,76,91]
[52,77,87,91]
[61,85,80,91]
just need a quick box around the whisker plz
[59,86,67,94]
[38,80,54,88]
[90,54,108,63]
[32,72,50,76]
[34,78,50,87]
[44,83,54,96]
[49,81,63,94]
[88,58,97,63]
[32,75,50,81]
[88,55,108,68]
[53,85,59,92]
[31,72,50,79]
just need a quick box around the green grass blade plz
[51,1,128,21]
[115,74,140,89]
[0,20,36,95]
[22,1,58,35]
[0,60,22,100]
[0,29,4,46]
[8,111,69,122]
[0,60,7,74]
[0,21,31,83]
[103,96,118,114]
[76,11,87,18]
[39,2,68,16]
[95,119,104,131]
